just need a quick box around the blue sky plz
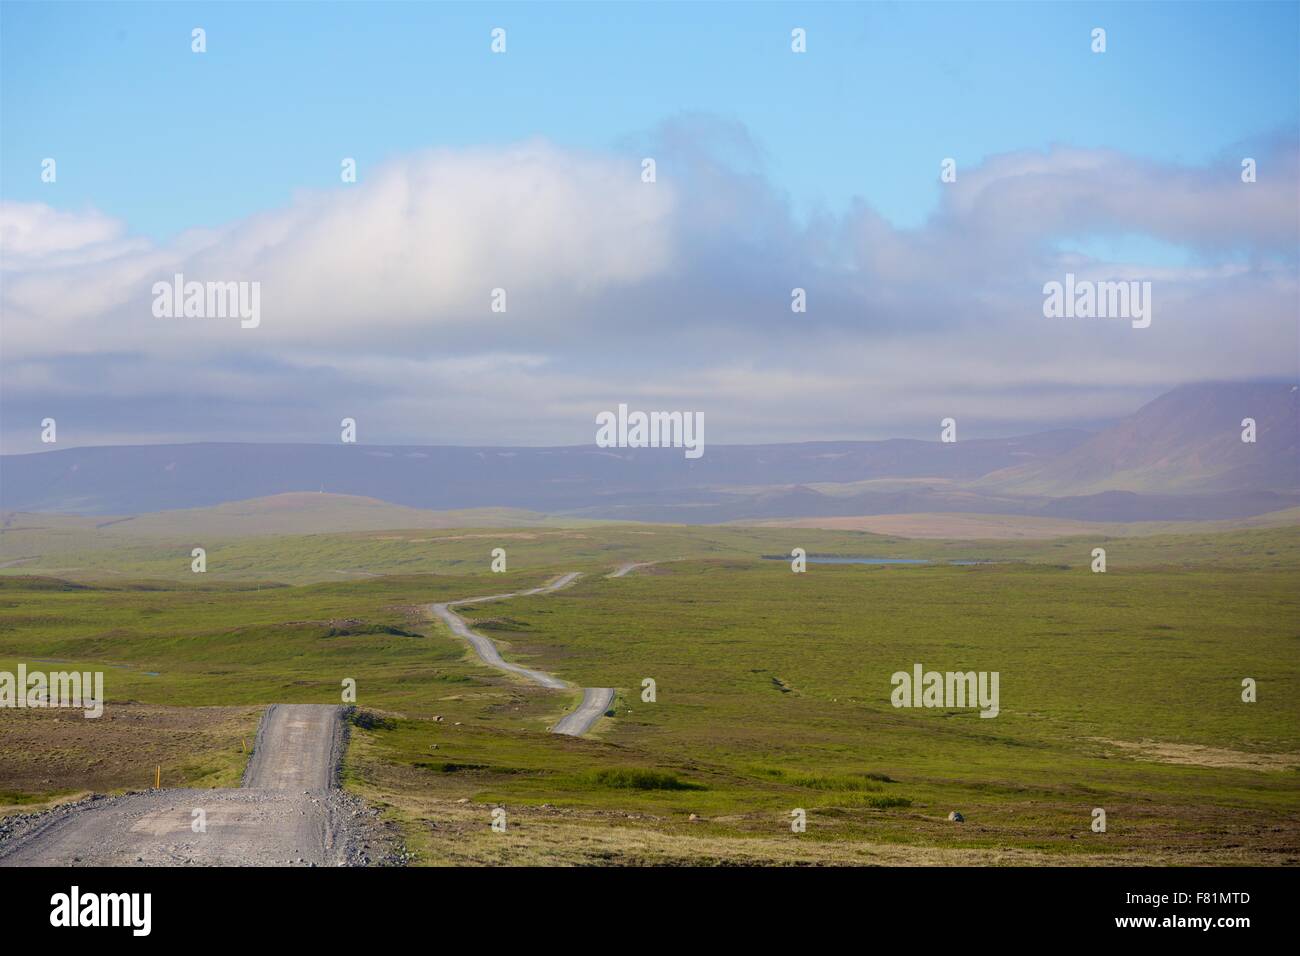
[1,2,1297,453]
[4,1,1296,240]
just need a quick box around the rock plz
[947,811,964,823]
[688,813,700,822]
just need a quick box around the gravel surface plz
[429,572,613,735]
[0,704,402,867]
[551,687,615,736]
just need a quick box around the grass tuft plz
[583,768,705,791]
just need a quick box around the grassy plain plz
[1,518,1296,864]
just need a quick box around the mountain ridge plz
[2,383,1294,522]
[977,382,1298,495]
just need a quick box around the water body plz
[811,556,929,565]
[30,658,160,676]
[763,555,927,565]
[762,556,998,566]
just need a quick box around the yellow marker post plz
[155,765,160,789]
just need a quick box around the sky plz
[1,0,1298,453]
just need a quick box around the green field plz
[1,519,1296,864]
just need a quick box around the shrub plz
[584,768,704,791]
[788,773,882,792]
[348,709,396,731]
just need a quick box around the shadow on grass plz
[583,768,706,791]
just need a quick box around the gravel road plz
[0,704,396,867]
[3,566,634,865]
[607,562,656,578]
[242,703,343,790]
[430,572,614,735]
[552,687,616,735]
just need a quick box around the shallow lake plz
[762,556,997,566]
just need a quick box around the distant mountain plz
[1,383,1294,523]
[978,383,1298,495]
[557,482,1300,523]
[0,430,1087,516]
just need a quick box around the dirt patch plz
[0,703,262,811]
[1097,738,1300,772]
[399,532,590,542]
[394,797,1296,867]
[748,513,1106,540]
[423,533,541,541]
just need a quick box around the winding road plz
[608,561,657,578]
[3,568,639,864]
[429,572,615,736]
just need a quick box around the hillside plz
[0,432,1087,516]
[1,384,1295,523]
[978,382,1298,496]
[1,494,560,540]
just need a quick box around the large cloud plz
[2,122,1296,451]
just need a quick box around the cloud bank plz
[3,120,1297,453]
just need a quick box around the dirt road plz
[0,704,390,867]
[429,572,613,736]
[551,687,616,735]
[608,562,656,578]
[242,704,343,790]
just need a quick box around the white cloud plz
[0,202,129,264]
[1,128,1296,452]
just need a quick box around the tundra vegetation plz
[0,520,1296,865]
